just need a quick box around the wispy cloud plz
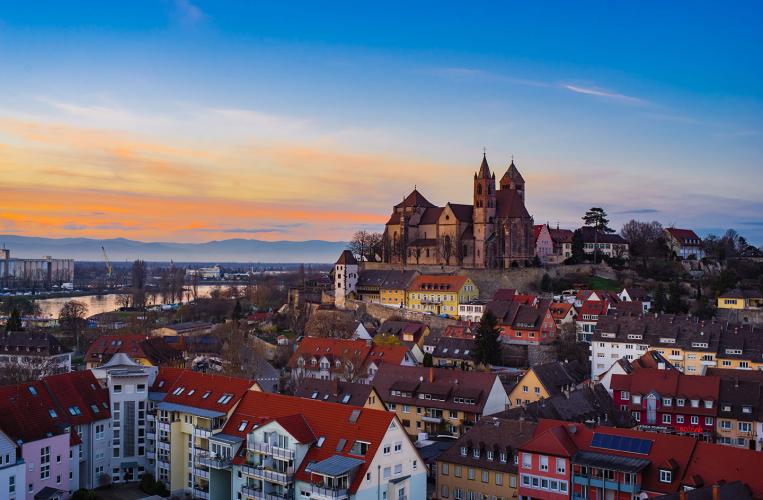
[613,208,660,214]
[171,0,205,27]
[562,84,648,105]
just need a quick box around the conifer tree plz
[473,310,502,367]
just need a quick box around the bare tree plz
[439,235,455,265]
[621,220,664,263]
[0,357,61,385]
[304,312,356,338]
[115,294,131,309]
[59,300,88,353]
[131,259,147,310]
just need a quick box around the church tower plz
[499,159,526,203]
[473,153,496,268]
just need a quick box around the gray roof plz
[308,454,365,476]
[210,433,244,444]
[157,401,226,419]
[572,450,650,473]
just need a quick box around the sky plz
[1,1,762,245]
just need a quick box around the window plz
[677,398,685,407]
[495,472,503,485]
[720,420,732,430]
[660,470,672,483]
[705,417,713,426]
[556,458,566,474]
[394,464,402,475]
[383,467,391,479]
[394,441,402,453]
[468,468,475,480]
[454,466,462,478]
[662,414,672,424]
[460,446,467,457]
[441,463,449,475]
[676,415,685,424]
[384,444,391,455]
[95,424,105,440]
[691,416,699,425]
[522,453,532,469]
[740,422,752,433]
[663,397,672,406]
[481,470,488,482]
[539,455,548,471]
[40,446,50,480]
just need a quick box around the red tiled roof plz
[512,293,537,306]
[525,420,698,494]
[665,228,701,245]
[408,275,468,292]
[683,441,763,498]
[549,302,574,320]
[224,391,396,493]
[155,368,256,413]
[288,338,371,369]
[0,381,65,443]
[394,189,436,209]
[611,369,720,402]
[366,343,409,367]
[43,370,111,425]
[86,334,182,366]
[579,300,609,317]
[493,288,517,301]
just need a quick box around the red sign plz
[675,425,703,433]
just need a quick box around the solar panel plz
[591,432,652,455]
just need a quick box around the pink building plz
[0,381,73,500]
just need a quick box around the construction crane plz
[101,245,113,280]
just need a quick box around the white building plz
[334,250,359,309]
[458,300,486,323]
[0,429,25,500]
[0,248,74,289]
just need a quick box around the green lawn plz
[587,276,622,291]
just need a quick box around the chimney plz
[712,483,720,500]
[428,367,434,383]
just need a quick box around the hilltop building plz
[382,154,534,268]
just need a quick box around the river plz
[34,285,223,318]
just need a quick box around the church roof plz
[394,189,436,209]
[448,203,474,222]
[419,207,445,225]
[504,160,525,184]
[477,154,491,179]
[495,189,531,218]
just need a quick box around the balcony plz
[146,431,156,440]
[197,451,232,469]
[251,441,296,460]
[157,422,170,432]
[241,464,294,484]
[156,441,170,451]
[194,427,212,438]
[421,415,443,424]
[572,475,637,494]
[310,484,349,499]
[146,451,156,460]
[194,466,210,480]
[241,487,290,500]
[192,486,210,499]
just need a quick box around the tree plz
[652,283,667,313]
[131,259,147,310]
[349,231,384,262]
[473,310,502,367]
[439,235,455,265]
[666,281,686,314]
[59,300,88,353]
[569,229,586,264]
[621,220,664,263]
[423,352,433,367]
[0,356,61,385]
[583,207,614,233]
[540,273,552,292]
[304,312,356,338]
[70,489,102,500]
[5,308,22,332]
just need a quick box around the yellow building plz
[717,289,763,310]
[406,275,479,318]
[507,361,586,407]
[709,368,763,451]
[149,368,260,496]
[436,416,536,500]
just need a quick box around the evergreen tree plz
[652,284,667,313]
[570,229,586,263]
[666,281,686,314]
[5,307,22,332]
[423,352,433,367]
[582,207,614,233]
[473,310,502,367]
[540,273,552,292]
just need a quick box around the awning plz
[308,455,365,477]
[34,487,66,500]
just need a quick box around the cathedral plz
[382,154,534,268]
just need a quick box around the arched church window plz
[476,184,483,195]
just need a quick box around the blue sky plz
[0,1,761,244]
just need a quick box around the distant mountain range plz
[0,235,348,263]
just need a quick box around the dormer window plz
[690,399,699,408]
[460,446,467,457]
[473,448,480,459]
[676,399,685,407]
[662,398,672,406]
[704,400,713,409]
[659,470,672,483]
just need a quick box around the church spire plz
[477,151,491,179]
